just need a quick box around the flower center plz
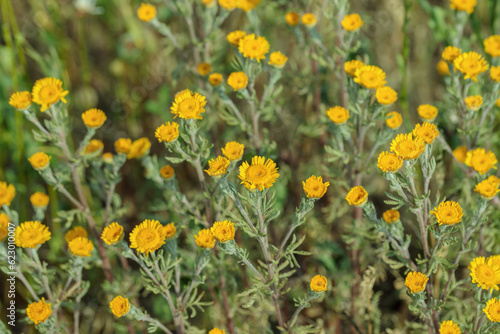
[462,59,481,72]
[398,140,417,153]
[246,165,268,183]
[477,264,495,282]
[178,98,199,116]
[39,85,59,103]
[20,229,38,244]
[136,229,159,248]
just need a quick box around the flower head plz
[344,60,365,77]
[377,151,403,173]
[383,209,400,223]
[197,63,211,76]
[137,3,156,21]
[405,271,429,293]
[417,104,438,121]
[484,35,500,57]
[155,122,179,143]
[0,213,10,241]
[211,221,235,242]
[102,152,113,164]
[465,148,498,175]
[209,329,225,334]
[170,90,207,120]
[194,229,215,248]
[115,138,132,154]
[437,60,451,76]
[222,141,244,161]
[127,138,151,159]
[28,152,51,170]
[354,65,386,89]
[464,95,483,111]
[488,175,500,186]
[226,30,246,45]
[375,86,398,105]
[101,222,124,245]
[310,275,328,292]
[413,122,439,144]
[469,257,500,292]
[302,175,329,198]
[227,72,248,91]
[490,66,500,82]
[30,192,49,207]
[205,156,230,177]
[84,139,104,155]
[442,46,462,62]
[268,51,288,68]
[326,106,350,124]
[129,219,166,256]
[209,73,223,86]
[439,320,461,334]
[65,226,88,243]
[238,156,279,191]
[238,34,270,62]
[9,91,32,110]
[160,165,175,179]
[285,12,300,26]
[345,186,368,207]
[0,182,15,207]
[390,133,426,160]
[453,146,467,163]
[453,51,489,82]
[26,298,52,324]
[163,222,176,239]
[430,201,463,225]
[15,221,51,248]
[341,13,363,31]
[450,0,477,13]
[32,77,69,112]
[484,298,500,322]
[82,108,106,128]
[110,296,130,317]
[69,237,94,257]
[301,13,317,27]
[474,178,500,200]
[385,111,402,129]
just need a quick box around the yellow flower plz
[219,0,237,10]
[238,156,279,191]
[101,222,124,245]
[28,152,51,170]
[114,138,132,154]
[301,13,317,28]
[465,148,498,175]
[345,186,368,207]
[310,275,328,292]
[375,86,398,105]
[0,182,15,207]
[417,104,438,121]
[160,165,175,179]
[484,35,500,57]
[222,141,245,161]
[377,151,403,173]
[15,221,51,248]
[437,60,450,76]
[227,71,248,91]
[9,91,32,110]
[31,77,69,112]
[490,66,500,82]
[488,175,500,186]
[30,192,49,207]
[127,137,151,159]
[453,146,467,163]
[0,213,9,241]
[102,152,113,164]
[155,122,179,143]
[205,156,230,177]
[382,209,400,223]
[474,178,500,200]
[211,221,235,242]
[69,237,94,257]
[285,12,300,26]
[65,226,88,243]
[110,296,130,317]
[344,60,365,77]
[238,34,270,62]
[326,106,350,124]
[385,111,402,129]
[170,90,207,120]
[464,95,483,111]
[302,175,330,198]
[26,298,52,324]
[484,297,500,322]
[268,51,288,68]
[84,139,104,155]
[450,0,477,13]
[209,328,225,334]
[81,108,106,128]
[197,63,211,76]
[453,51,489,82]
[163,222,176,239]
[405,271,429,293]
[439,320,461,334]
[390,133,426,160]
[129,219,166,256]
[137,3,156,22]
[430,201,463,225]
[226,30,246,46]
[469,257,500,292]
[209,73,223,86]
[341,13,363,31]
[354,65,386,89]
[442,46,462,62]
[194,229,215,248]
[412,122,439,144]
[236,0,260,12]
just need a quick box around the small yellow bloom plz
[442,46,461,62]
[450,0,477,14]
[474,178,500,200]
[227,72,248,91]
[30,192,49,207]
[0,182,15,207]
[490,66,500,82]
[81,108,106,128]
[219,0,237,10]
[137,3,156,22]
[15,221,51,248]
[197,63,211,76]
[238,34,270,62]
[404,271,428,293]
[439,320,461,334]
[163,222,176,239]
[413,122,439,144]
[453,51,489,82]
[26,298,52,324]
[114,138,132,154]
[345,186,368,207]
[437,60,450,76]
[194,229,215,248]
[160,165,175,179]
[9,91,32,110]
[344,60,365,77]
[236,0,260,12]
[417,104,438,122]
[469,257,500,292]
[326,106,350,124]
[69,237,94,257]
[28,152,51,170]
[285,12,300,26]
[385,111,402,129]
[390,133,426,160]
[209,328,225,334]
[354,65,387,89]
[130,219,166,256]
[430,201,464,225]
[0,213,9,241]
[310,275,328,292]
[84,139,104,155]
[465,148,498,175]
[222,141,244,161]
[65,226,88,243]
[382,209,400,223]
[209,73,223,86]
[226,30,246,46]
[127,137,151,159]
[170,90,207,120]
[211,221,235,242]
[238,156,279,191]
[110,296,130,317]
[484,35,500,57]
[375,86,398,105]
[205,156,230,177]
[301,13,317,28]
[464,95,483,111]
[155,122,179,143]
[484,298,500,322]
[102,152,113,164]
[377,151,403,173]
[268,51,288,68]
[31,77,69,112]
[302,175,329,198]
[101,222,124,245]
[453,146,467,163]
[341,13,363,31]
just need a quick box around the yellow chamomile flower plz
[484,35,500,57]
[31,77,69,112]
[0,213,9,241]
[65,226,88,243]
[110,296,130,317]
[464,95,483,111]
[205,156,230,177]
[209,328,225,334]
[285,12,300,26]
[310,275,328,292]
[84,139,104,155]
[453,146,467,163]
[226,30,246,46]
[326,106,350,124]
[377,151,403,173]
[160,165,175,179]
[382,209,400,223]
[101,222,124,245]
[301,13,317,28]
[0,182,15,207]
[171,90,207,120]
[197,63,211,76]
[302,175,330,199]
[30,192,49,207]
[211,221,235,242]
[469,257,500,292]
[194,229,216,248]
[344,60,365,77]
[490,66,500,82]
[209,73,223,86]
[127,137,151,159]
[69,237,94,257]
[115,138,132,154]
[341,13,363,31]
[474,178,500,200]
[453,51,489,82]
[218,0,237,11]
[163,222,176,239]
[345,186,368,207]
[222,141,245,161]
[227,72,248,91]
[450,0,477,14]
[437,60,451,76]
[390,133,426,160]
[155,122,179,143]
[268,51,288,68]
[439,320,461,334]
[465,148,498,175]
[9,91,32,110]
[236,0,260,12]
[238,34,270,62]
[15,221,51,248]
[385,111,403,129]
[129,219,166,256]
[26,298,52,324]
[137,3,156,22]
[417,104,438,122]
[484,298,500,322]
[442,46,462,62]
[375,86,398,105]
[405,271,429,293]
[412,122,439,144]
[430,201,464,225]
[238,156,279,191]
[28,152,51,170]
[82,108,106,128]
[354,65,387,89]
